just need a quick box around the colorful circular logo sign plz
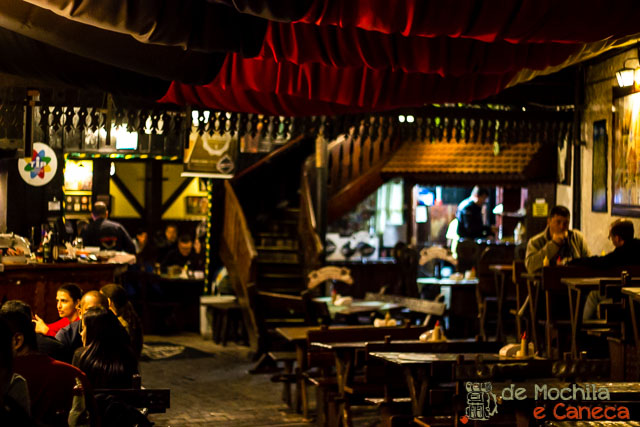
[18,142,58,186]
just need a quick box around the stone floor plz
[141,333,312,426]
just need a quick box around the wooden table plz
[276,325,361,419]
[141,273,205,333]
[370,352,501,416]
[313,297,401,320]
[562,277,618,358]
[489,264,513,341]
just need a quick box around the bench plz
[93,388,171,414]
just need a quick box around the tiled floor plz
[140,333,311,427]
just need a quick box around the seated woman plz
[73,307,138,389]
[99,284,143,359]
[34,283,82,337]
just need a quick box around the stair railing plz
[220,181,260,352]
[298,168,323,275]
[303,117,401,227]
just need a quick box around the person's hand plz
[33,314,49,335]
[551,231,568,246]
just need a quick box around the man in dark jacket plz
[82,202,136,254]
[572,219,640,319]
[456,186,494,240]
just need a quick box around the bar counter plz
[0,262,128,322]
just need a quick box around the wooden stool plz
[201,296,246,346]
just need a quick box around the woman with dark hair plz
[99,284,143,359]
[73,307,138,389]
[34,283,82,337]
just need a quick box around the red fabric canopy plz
[297,0,640,43]
[160,54,517,115]
[0,0,637,114]
[160,0,640,115]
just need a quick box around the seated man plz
[1,300,67,363]
[56,291,109,360]
[161,234,203,273]
[571,219,640,320]
[0,304,96,425]
[525,205,590,273]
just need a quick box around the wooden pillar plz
[403,179,416,246]
[92,159,110,207]
[144,160,163,233]
[572,65,585,230]
[0,162,7,232]
[315,132,328,253]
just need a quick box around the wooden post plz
[315,130,328,256]
[404,179,416,246]
[144,160,163,233]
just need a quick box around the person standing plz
[456,187,494,240]
[525,205,590,273]
[82,202,136,254]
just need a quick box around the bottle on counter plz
[51,229,60,262]
[42,232,52,263]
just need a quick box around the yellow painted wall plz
[115,162,145,206]
[105,161,209,220]
[162,177,209,220]
[162,164,184,204]
[109,178,140,218]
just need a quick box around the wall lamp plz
[616,58,640,88]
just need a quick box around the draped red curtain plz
[160,0,640,115]
[1,0,638,113]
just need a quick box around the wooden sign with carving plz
[419,246,457,266]
[307,266,353,290]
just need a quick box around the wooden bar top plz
[0,261,127,322]
[1,262,129,271]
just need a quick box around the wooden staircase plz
[254,207,306,294]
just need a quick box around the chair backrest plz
[93,388,171,414]
[477,245,515,296]
[392,243,419,297]
[456,239,482,272]
[252,289,316,326]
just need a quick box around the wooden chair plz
[306,325,431,426]
[510,261,529,339]
[538,266,640,359]
[94,375,170,423]
[475,245,515,341]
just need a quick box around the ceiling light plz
[616,58,639,87]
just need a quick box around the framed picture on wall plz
[185,196,208,216]
[613,92,640,216]
[591,120,608,212]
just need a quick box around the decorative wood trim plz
[110,172,144,217]
[160,177,193,215]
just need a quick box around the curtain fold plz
[23,0,268,55]
[298,0,640,43]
